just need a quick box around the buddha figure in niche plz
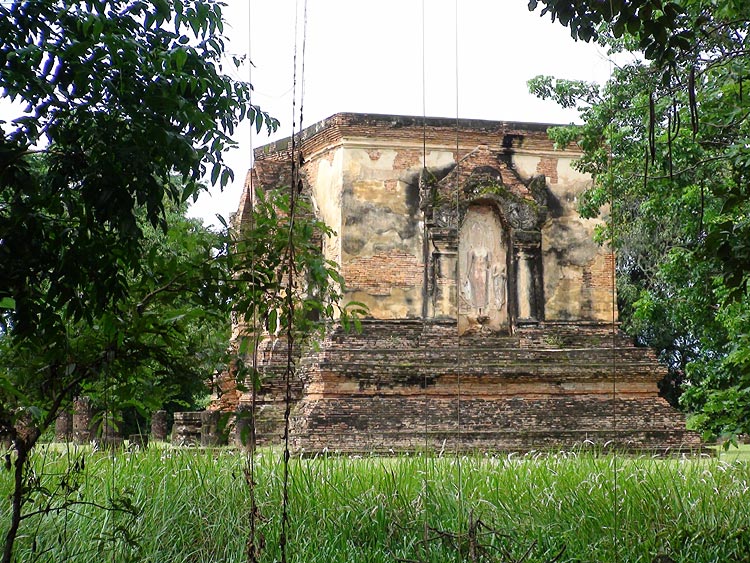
[458,204,508,333]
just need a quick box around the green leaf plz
[267,309,278,334]
[173,48,188,71]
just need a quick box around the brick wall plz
[344,251,422,296]
[584,252,615,290]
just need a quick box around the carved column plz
[513,233,543,323]
[515,248,533,320]
[428,229,458,319]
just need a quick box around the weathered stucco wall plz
[541,157,615,322]
[512,151,614,322]
[307,145,344,276]
[339,146,424,318]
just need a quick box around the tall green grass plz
[2,446,749,562]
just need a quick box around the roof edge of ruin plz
[253,112,570,159]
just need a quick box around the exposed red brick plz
[536,156,559,184]
[344,251,422,296]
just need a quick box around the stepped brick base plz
[274,320,700,453]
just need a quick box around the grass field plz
[716,442,750,461]
[1,444,749,562]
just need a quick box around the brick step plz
[325,334,634,350]
[320,368,655,379]
[316,344,644,353]
[313,355,655,368]
[294,397,690,435]
[290,428,703,454]
[312,354,658,368]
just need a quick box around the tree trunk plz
[3,440,28,563]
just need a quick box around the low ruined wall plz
[172,412,202,446]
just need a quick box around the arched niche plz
[422,161,548,331]
[458,203,510,335]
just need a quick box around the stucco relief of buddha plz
[463,248,508,313]
[458,205,509,334]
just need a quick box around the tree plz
[79,198,233,427]
[0,3,363,558]
[527,0,696,65]
[0,195,237,558]
[527,0,750,440]
[0,0,277,335]
[0,1,280,559]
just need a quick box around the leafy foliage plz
[227,188,366,395]
[0,1,282,559]
[0,0,280,438]
[0,2,364,557]
[0,0,275,340]
[0,191,237,557]
[527,0,695,65]
[529,0,750,440]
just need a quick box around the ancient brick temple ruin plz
[218,112,700,453]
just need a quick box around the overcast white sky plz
[0,1,615,227]
[192,0,615,227]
